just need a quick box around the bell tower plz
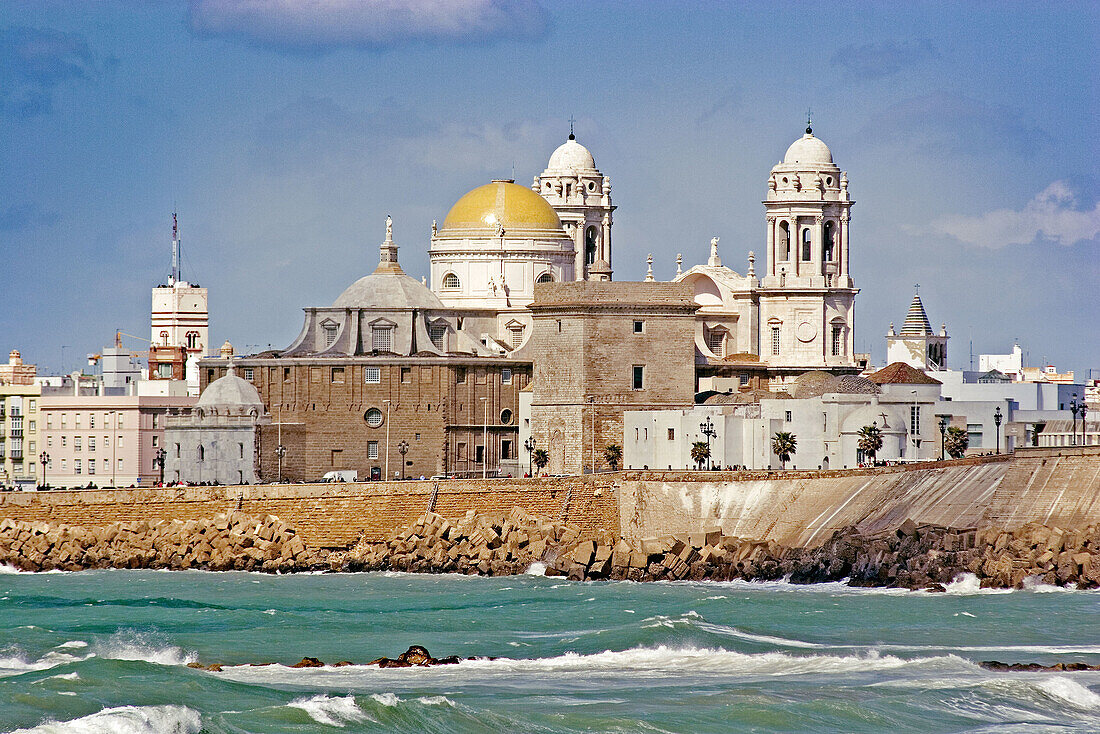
[534,126,615,280]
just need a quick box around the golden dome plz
[441,180,562,235]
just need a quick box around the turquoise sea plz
[1,567,1099,733]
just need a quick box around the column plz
[601,213,611,265]
[840,213,850,277]
[765,214,775,278]
[814,215,824,281]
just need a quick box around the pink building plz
[39,394,195,488]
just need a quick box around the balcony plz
[10,450,22,460]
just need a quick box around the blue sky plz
[2,1,1097,377]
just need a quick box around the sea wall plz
[618,447,1100,547]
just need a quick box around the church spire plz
[900,289,934,336]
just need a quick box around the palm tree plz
[944,426,969,459]
[602,443,622,471]
[690,441,711,470]
[857,424,884,464]
[771,431,797,469]
[532,448,550,474]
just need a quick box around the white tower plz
[534,128,615,280]
[886,290,948,370]
[151,213,209,357]
[758,123,858,372]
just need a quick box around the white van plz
[321,470,358,483]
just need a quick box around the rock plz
[291,657,325,668]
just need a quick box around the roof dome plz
[783,131,833,165]
[333,272,444,310]
[547,137,596,172]
[830,375,882,395]
[441,180,563,235]
[842,404,906,434]
[197,367,264,414]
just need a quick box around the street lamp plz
[39,451,49,489]
[154,447,167,485]
[1069,395,1081,446]
[397,440,409,480]
[700,416,717,470]
[1081,404,1089,446]
[938,415,948,461]
[993,406,1003,455]
[524,436,537,476]
[275,444,287,483]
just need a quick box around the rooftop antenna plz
[170,212,180,286]
[568,114,576,140]
[806,107,813,134]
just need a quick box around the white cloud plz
[930,182,1100,249]
[188,0,548,52]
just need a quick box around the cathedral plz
[198,124,862,480]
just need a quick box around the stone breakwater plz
[3,507,1100,590]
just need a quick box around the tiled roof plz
[868,361,942,385]
[899,294,934,336]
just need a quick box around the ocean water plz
[1,567,1099,733]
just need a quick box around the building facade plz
[0,351,41,488]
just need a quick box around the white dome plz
[547,137,596,171]
[783,131,833,165]
[197,369,264,414]
[333,272,444,310]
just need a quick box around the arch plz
[159,330,169,346]
[185,331,200,350]
[442,272,460,289]
[801,228,812,261]
[778,221,790,260]
[536,272,554,284]
[686,274,722,307]
[584,226,598,265]
[823,221,835,262]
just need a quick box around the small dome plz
[547,138,596,172]
[783,132,833,165]
[789,370,835,399]
[197,368,264,413]
[830,375,882,395]
[441,180,563,235]
[333,272,444,310]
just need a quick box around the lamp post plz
[700,416,717,470]
[480,396,488,480]
[397,440,409,480]
[154,447,167,485]
[1069,395,1081,446]
[383,399,392,480]
[1082,404,1089,446]
[993,406,1003,455]
[39,451,49,489]
[524,436,536,477]
[275,444,287,483]
[938,415,948,461]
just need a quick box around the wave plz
[93,631,197,666]
[524,562,547,575]
[8,704,201,734]
[1033,677,1100,710]
[287,694,373,726]
[0,651,85,678]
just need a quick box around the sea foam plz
[288,694,373,726]
[9,704,202,734]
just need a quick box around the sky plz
[2,1,1097,378]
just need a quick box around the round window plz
[826,176,832,185]
[500,409,513,425]
[587,181,595,191]
[365,408,383,427]
[782,177,788,184]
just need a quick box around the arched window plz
[778,221,790,260]
[185,331,200,349]
[442,273,460,289]
[536,272,554,284]
[159,331,169,346]
[801,229,812,261]
[585,226,598,265]
[198,444,205,462]
[823,221,835,262]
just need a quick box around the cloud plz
[0,203,60,232]
[187,0,549,53]
[832,39,939,80]
[930,181,1100,249]
[0,25,103,117]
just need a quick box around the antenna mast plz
[170,212,180,286]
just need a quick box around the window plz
[400,367,411,383]
[585,227,597,265]
[47,436,52,448]
[365,408,384,427]
[967,424,983,449]
[429,324,446,349]
[372,327,392,352]
[239,442,244,458]
[156,363,173,379]
[75,414,81,428]
[47,415,52,429]
[500,409,513,424]
[633,320,644,334]
[28,420,35,432]
[443,272,460,289]
[910,406,921,438]
[668,428,675,440]
[772,327,781,356]
[323,324,337,347]
[160,330,169,346]
[368,441,379,460]
[61,414,66,428]
[74,436,81,451]
[415,433,420,441]
[61,436,67,448]
[706,329,724,357]
[501,440,513,460]
[455,367,466,384]
[283,367,291,382]
[739,374,750,386]
[117,435,123,448]
[152,414,159,429]
[89,436,95,452]
[801,228,812,261]
[364,367,381,384]
[778,221,790,260]
[74,459,81,475]
[632,365,644,390]
[186,331,200,349]
[331,367,345,383]
[457,442,466,461]
[175,443,180,458]
[199,445,205,462]
[152,435,159,447]
[28,399,35,411]
[244,367,254,380]
[509,327,524,349]
[536,273,554,284]
[475,445,485,464]
[823,221,835,262]
[88,459,95,475]
[785,410,792,422]
[501,368,512,384]
[831,326,843,357]
[89,415,95,428]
